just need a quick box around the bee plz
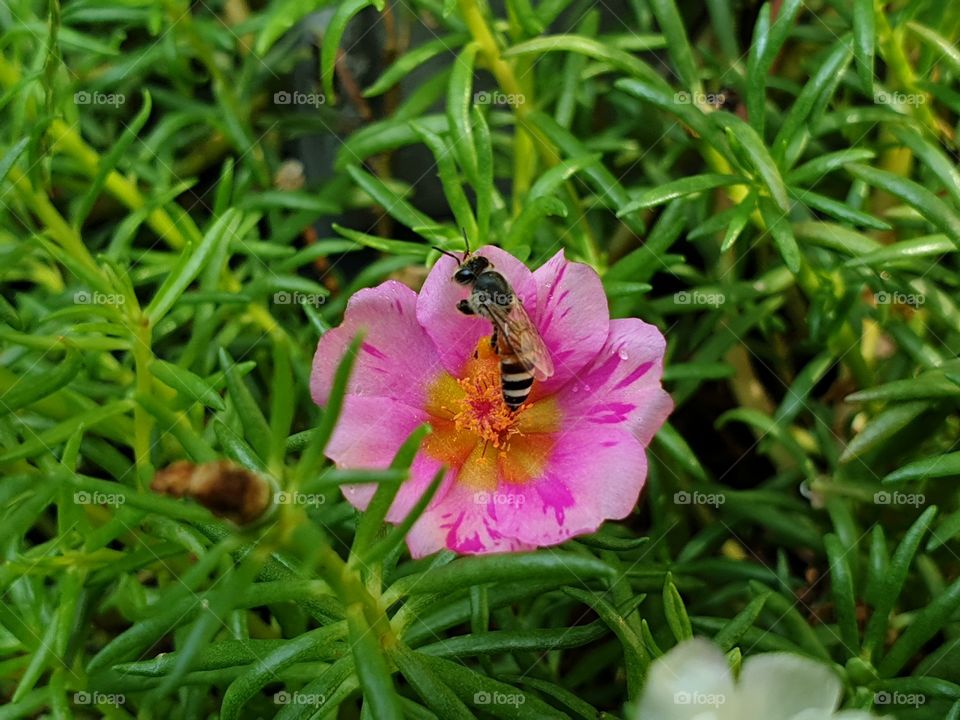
[436,247,554,410]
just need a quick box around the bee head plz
[453,255,489,284]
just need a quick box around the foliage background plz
[1,0,960,717]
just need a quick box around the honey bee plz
[436,247,554,410]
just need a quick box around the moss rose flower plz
[310,246,671,556]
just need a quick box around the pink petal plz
[531,250,610,395]
[558,318,672,445]
[493,426,649,546]
[328,395,454,524]
[405,479,537,558]
[310,281,444,409]
[416,246,537,377]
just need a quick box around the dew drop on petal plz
[618,348,629,360]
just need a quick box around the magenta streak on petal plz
[395,299,404,315]
[614,361,653,390]
[361,342,387,360]
[442,511,486,553]
[600,440,619,447]
[536,479,575,525]
[590,402,636,424]
[588,354,621,387]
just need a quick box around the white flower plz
[634,638,887,720]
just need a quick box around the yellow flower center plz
[424,339,560,489]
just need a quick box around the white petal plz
[635,638,735,720]
[737,653,842,720]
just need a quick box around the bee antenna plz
[433,246,462,264]
[460,227,470,255]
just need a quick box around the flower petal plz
[311,281,443,409]
[404,479,536,558]
[530,250,609,395]
[494,425,648,547]
[327,396,451,522]
[635,638,735,720]
[558,318,672,445]
[417,245,537,377]
[737,653,842,720]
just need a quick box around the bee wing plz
[485,300,555,380]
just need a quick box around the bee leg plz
[490,328,498,351]
[456,299,474,315]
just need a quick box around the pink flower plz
[310,246,672,557]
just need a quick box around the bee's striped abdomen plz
[500,354,534,410]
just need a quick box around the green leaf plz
[446,43,479,186]
[345,165,435,234]
[145,209,241,323]
[503,35,665,87]
[392,553,614,595]
[852,0,875,93]
[714,113,790,211]
[663,574,693,642]
[150,360,225,411]
[364,34,469,97]
[321,0,374,104]
[619,174,746,215]
[863,506,938,659]
[219,348,271,460]
[847,163,960,248]
[220,625,345,720]
[0,136,30,187]
[758,196,801,274]
[394,647,477,720]
[346,604,402,720]
[648,0,700,92]
[713,591,769,651]
[885,452,960,484]
[824,534,859,653]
